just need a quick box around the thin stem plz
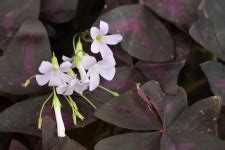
[38,92,53,129]
[98,85,119,97]
[73,33,81,52]
[81,31,93,42]
[80,94,97,109]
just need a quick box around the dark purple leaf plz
[169,96,222,133]
[161,131,225,150]
[0,94,96,136]
[112,46,133,66]
[95,90,161,130]
[189,0,225,61]
[136,60,186,95]
[95,81,224,149]
[40,0,78,23]
[42,116,86,150]
[0,20,51,95]
[140,81,188,128]
[95,132,160,150]
[144,0,201,30]
[0,0,40,51]
[9,140,28,150]
[200,61,225,105]
[95,4,175,62]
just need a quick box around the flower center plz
[96,35,103,42]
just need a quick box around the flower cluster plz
[23,21,122,137]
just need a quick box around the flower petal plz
[103,34,123,45]
[97,55,116,67]
[99,21,109,35]
[59,62,72,72]
[90,27,100,39]
[64,88,74,95]
[54,106,66,137]
[39,61,54,74]
[99,44,113,59]
[62,55,72,62]
[96,66,116,81]
[48,76,62,86]
[91,40,101,53]
[36,74,50,86]
[89,69,100,91]
[58,72,73,82]
[81,55,96,69]
[56,84,68,95]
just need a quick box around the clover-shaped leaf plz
[95,4,174,62]
[95,81,224,150]
[0,19,51,95]
[190,0,225,61]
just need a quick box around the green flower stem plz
[38,92,53,129]
[80,94,97,109]
[64,96,84,125]
[22,75,36,88]
[98,85,119,97]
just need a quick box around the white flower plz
[53,92,66,137]
[36,61,72,86]
[90,21,123,59]
[83,55,116,91]
[56,76,88,95]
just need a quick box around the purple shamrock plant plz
[23,21,123,137]
[94,81,225,150]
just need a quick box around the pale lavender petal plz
[99,44,113,59]
[39,61,54,74]
[48,76,62,86]
[36,74,50,86]
[56,84,68,95]
[58,72,73,82]
[99,21,109,35]
[59,62,72,72]
[103,34,123,45]
[96,66,116,81]
[64,88,74,95]
[62,55,72,62]
[97,55,116,67]
[81,55,96,69]
[89,69,100,91]
[74,83,88,93]
[91,40,101,54]
[90,27,100,39]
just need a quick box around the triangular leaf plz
[0,19,51,95]
[169,96,222,133]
